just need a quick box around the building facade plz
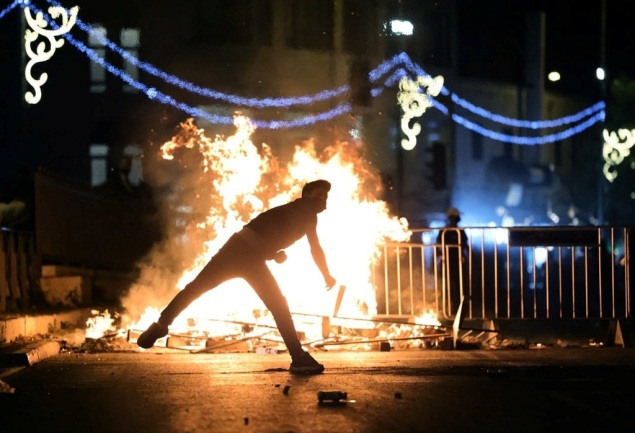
[0,0,601,227]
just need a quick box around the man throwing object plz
[137,180,336,374]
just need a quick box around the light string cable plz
[372,53,605,144]
[47,0,599,127]
[452,110,605,145]
[45,0,349,108]
[0,0,20,20]
[370,52,605,130]
[8,2,606,138]
[441,94,605,145]
[451,95,605,129]
[26,4,352,128]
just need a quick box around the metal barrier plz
[3,222,633,320]
[374,226,633,321]
[0,228,40,312]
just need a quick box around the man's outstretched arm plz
[307,227,336,289]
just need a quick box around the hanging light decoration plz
[603,128,635,182]
[23,4,78,104]
[397,75,444,150]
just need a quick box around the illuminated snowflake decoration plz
[397,75,443,150]
[24,5,78,104]
[602,128,635,183]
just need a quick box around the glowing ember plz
[92,114,416,343]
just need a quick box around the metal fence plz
[374,226,633,321]
[3,223,633,321]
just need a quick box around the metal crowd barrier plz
[3,223,633,321]
[374,226,633,321]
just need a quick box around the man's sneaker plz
[136,322,168,349]
[289,351,325,375]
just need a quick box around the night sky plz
[458,0,635,95]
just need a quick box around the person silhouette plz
[137,180,336,375]
[436,207,469,315]
[0,165,35,229]
[104,155,136,195]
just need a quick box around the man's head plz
[302,180,331,213]
[446,207,461,226]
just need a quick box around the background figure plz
[436,207,469,316]
[100,154,154,205]
[0,165,35,229]
[104,155,136,195]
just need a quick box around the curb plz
[0,340,61,368]
[0,309,92,344]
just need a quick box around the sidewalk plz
[0,308,92,369]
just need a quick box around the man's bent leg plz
[243,264,324,374]
[244,265,304,358]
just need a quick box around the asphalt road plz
[1,347,635,433]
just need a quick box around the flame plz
[85,309,116,339]
[103,114,418,343]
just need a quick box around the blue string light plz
[369,52,450,96]
[7,2,606,140]
[25,3,353,129]
[452,110,605,145]
[371,52,606,131]
[451,95,605,129]
[0,0,20,20]
[44,0,350,108]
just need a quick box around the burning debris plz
[81,114,450,351]
[77,307,450,354]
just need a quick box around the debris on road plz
[317,390,347,403]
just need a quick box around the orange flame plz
[120,114,411,341]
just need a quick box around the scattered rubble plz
[317,390,347,403]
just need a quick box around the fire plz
[107,114,417,344]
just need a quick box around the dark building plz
[0,0,619,226]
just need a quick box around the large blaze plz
[96,114,417,344]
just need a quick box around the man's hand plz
[324,274,337,290]
[273,250,287,264]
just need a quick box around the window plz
[89,144,109,186]
[123,144,143,186]
[121,28,140,93]
[87,25,107,93]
